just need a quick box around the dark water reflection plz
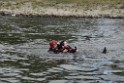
[0,16,124,83]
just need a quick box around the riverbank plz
[0,0,124,18]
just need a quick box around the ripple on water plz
[30,72,48,77]
[0,67,21,83]
[59,64,98,72]
[103,70,123,74]
[47,67,64,73]
[49,80,68,83]
[21,77,46,82]
[1,78,20,83]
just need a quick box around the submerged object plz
[102,47,107,54]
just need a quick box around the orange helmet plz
[49,40,57,47]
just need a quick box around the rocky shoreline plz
[0,2,124,18]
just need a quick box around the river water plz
[0,16,124,83]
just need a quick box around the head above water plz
[49,40,57,48]
[59,40,68,47]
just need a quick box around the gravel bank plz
[0,2,124,18]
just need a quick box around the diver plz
[58,40,77,53]
[48,40,78,54]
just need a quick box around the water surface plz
[0,16,124,83]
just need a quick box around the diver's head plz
[60,40,68,47]
[49,40,57,48]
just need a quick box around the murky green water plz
[0,16,124,83]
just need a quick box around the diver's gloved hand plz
[69,46,77,53]
[74,46,77,50]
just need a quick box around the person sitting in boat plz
[58,40,77,53]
